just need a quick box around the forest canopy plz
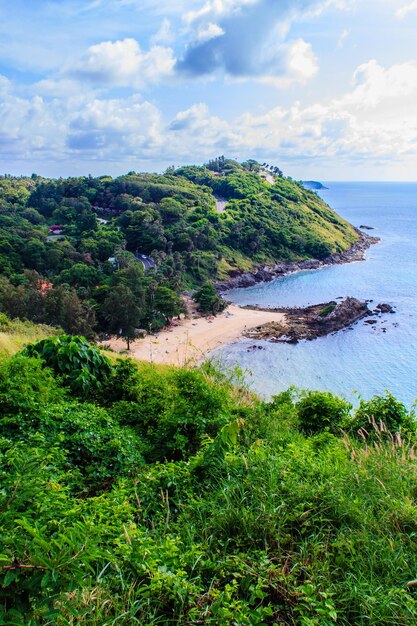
[0,160,357,339]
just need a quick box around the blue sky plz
[1,0,417,179]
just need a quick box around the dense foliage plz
[1,336,417,625]
[193,282,227,315]
[0,161,357,340]
[23,335,112,396]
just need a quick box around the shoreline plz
[102,304,286,366]
[216,230,379,292]
[103,231,380,365]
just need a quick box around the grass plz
[0,317,59,358]
[318,303,336,317]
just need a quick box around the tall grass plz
[0,315,58,358]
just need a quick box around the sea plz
[213,183,417,408]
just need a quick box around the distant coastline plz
[301,180,329,190]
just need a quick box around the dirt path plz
[260,171,275,184]
[215,196,228,213]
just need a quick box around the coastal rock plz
[254,268,274,282]
[375,303,395,314]
[243,297,372,343]
[232,273,257,288]
[298,259,322,270]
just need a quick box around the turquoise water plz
[214,183,417,407]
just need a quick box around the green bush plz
[23,335,112,397]
[109,366,233,461]
[296,390,352,435]
[101,357,142,403]
[0,312,10,329]
[0,354,64,415]
[318,303,336,317]
[347,392,415,439]
[1,401,143,491]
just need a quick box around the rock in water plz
[243,297,372,343]
[375,303,395,314]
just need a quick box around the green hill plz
[0,160,357,338]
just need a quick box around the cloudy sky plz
[1,0,417,179]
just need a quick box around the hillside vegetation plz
[0,159,357,340]
[0,314,58,357]
[1,332,417,625]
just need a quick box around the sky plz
[1,0,417,180]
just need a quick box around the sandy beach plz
[104,304,286,366]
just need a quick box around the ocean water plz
[214,183,417,407]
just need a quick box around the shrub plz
[0,354,64,415]
[347,392,415,438]
[0,312,10,330]
[23,335,112,397]
[296,390,352,435]
[101,357,141,403]
[109,365,235,461]
[1,399,143,490]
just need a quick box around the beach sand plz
[104,304,286,366]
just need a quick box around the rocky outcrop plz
[374,303,394,314]
[217,231,379,292]
[243,297,373,343]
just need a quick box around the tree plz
[103,284,142,349]
[55,263,102,290]
[193,282,226,315]
[114,263,146,301]
[154,286,183,323]
[44,286,96,337]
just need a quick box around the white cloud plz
[169,102,225,131]
[195,22,225,42]
[337,28,349,47]
[151,19,175,45]
[0,75,11,96]
[72,38,175,87]
[166,59,417,168]
[32,78,91,98]
[396,0,417,18]
[184,0,258,24]
[68,96,162,154]
[4,55,417,177]
[303,0,356,18]
[285,39,319,83]
[0,77,164,165]
[177,0,323,87]
[342,59,417,108]
[225,38,319,87]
